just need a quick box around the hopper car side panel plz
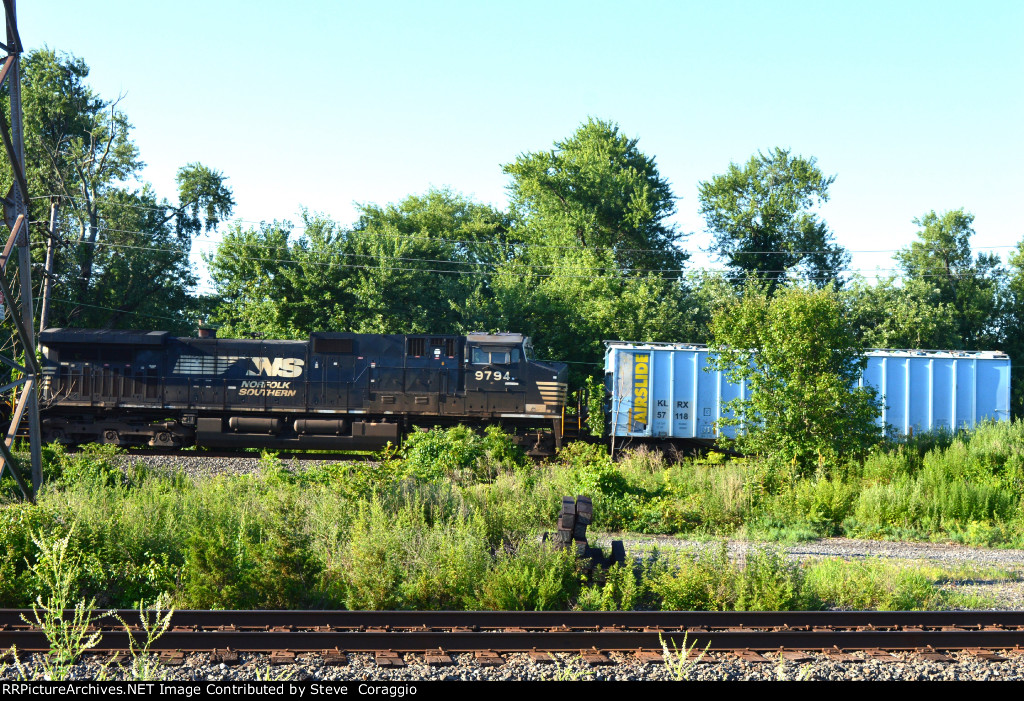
[605,343,1010,441]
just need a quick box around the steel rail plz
[4,609,1024,628]
[2,610,1023,653]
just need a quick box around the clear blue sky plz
[19,0,1024,289]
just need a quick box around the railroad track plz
[3,610,1023,659]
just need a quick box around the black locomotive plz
[38,328,569,451]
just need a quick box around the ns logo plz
[249,357,305,378]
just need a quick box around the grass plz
[0,422,1021,613]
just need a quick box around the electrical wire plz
[33,194,1020,258]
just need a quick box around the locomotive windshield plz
[471,347,520,365]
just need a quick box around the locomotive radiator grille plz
[173,355,246,375]
[536,381,568,407]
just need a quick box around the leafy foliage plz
[206,191,506,338]
[709,283,882,475]
[503,117,686,272]
[894,209,1003,349]
[3,49,235,334]
[698,148,849,290]
[401,425,528,483]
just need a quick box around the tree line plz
[6,49,1024,413]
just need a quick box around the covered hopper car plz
[604,342,1011,443]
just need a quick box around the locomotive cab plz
[464,332,568,425]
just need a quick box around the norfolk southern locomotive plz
[37,329,569,451]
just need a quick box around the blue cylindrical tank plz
[603,342,1011,439]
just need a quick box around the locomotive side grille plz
[173,355,245,375]
[536,381,568,406]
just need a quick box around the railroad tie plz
[915,646,952,663]
[965,648,1007,662]
[633,649,664,664]
[580,648,613,666]
[529,649,556,664]
[374,650,405,668]
[321,649,348,666]
[777,649,814,663]
[424,650,454,667]
[823,646,858,662]
[861,649,898,661]
[474,650,505,667]
[732,649,769,663]
[270,650,296,665]
[158,651,185,666]
[212,649,239,665]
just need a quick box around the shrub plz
[575,562,644,611]
[473,542,580,610]
[402,426,527,484]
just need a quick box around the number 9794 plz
[475,370,511,381]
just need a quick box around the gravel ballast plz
[6,650,1024,682]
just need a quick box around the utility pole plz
[39,200,57,334]
[0,0,43,500]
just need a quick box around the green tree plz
[698,148,848,290]
[486,249,687,381]
[843,275,957,349]
[204,221,298,339]
[492,119,690,379]
[999,239,1024,416]
[346,189,509,333]
[206,191,508,338]
[894,209,1001,349]
[3,49,233,332]
[503,117,687,272]
[709,283,881,475]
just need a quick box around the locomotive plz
[37,328,570,452]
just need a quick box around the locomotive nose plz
[536,362,569,412]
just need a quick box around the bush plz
[473,542,580,610]
[646,544,811,611]
[576,562,644,611]
[402,426,527,484]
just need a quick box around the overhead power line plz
[65,237,1010,283]
[33,194,1021,258]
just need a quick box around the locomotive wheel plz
[45,428,67,444]
[101,429,119,444]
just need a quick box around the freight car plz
[37,328,569,451]
[604,342,1011,443]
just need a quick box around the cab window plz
[471,347,514,365]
